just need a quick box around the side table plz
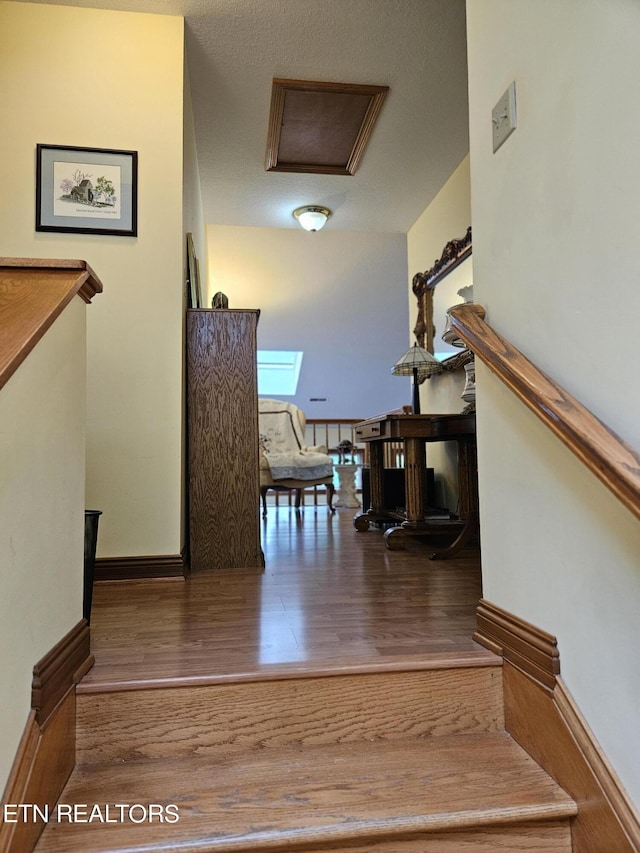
[352,412,478,559]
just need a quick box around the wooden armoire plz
[186,309,263,571]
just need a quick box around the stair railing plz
[447,303,640,522]
[0,257,102,391]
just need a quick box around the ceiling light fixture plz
[293,206,331,232]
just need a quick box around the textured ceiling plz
[20,0,469,233]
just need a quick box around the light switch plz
[492,81,517,153]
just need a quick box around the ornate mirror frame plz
[412,226,472,369]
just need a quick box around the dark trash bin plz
[84,510,102,624]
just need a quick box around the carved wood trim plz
[478,600,640,851]
[31,619,93,726]
[95,553,187,581]
[414,226,472,291]
[448,303,640,522]
[0,258,103,392]
[412,227,472,352]
[441,349,474,372]
[474,599,559,691]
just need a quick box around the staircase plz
[34,657,576,852]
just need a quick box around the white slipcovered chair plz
[258,399,335,517]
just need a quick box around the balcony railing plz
[264,418,405,510]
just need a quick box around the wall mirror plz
[412,226,472,364]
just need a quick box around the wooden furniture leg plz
[402,437,427,526]
[429,437,479,560]
[383,436,426,550]
[354,442,385,531]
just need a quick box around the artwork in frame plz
[186,232,201,308]
[36,144,138,236]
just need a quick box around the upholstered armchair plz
[258,399,335,517]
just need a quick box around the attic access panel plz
[265,79,389,176]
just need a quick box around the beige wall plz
[184,60,207,287]
[467,0,640,806]
[0,299,86,790]
[0,3,185,558]
[182,58,207,548]
[407,156,471,507]
[206,225,409,420]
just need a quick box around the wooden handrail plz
[448,303,640,522]
[0,258,102,392]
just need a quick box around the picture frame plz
[186,232,201,308]
[412,226,472,355]
[36,144,138,236]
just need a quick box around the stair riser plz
[77,666,503,763]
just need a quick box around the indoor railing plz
[447,303,640,522]
[305,419,404,469]
[265,418,405,510]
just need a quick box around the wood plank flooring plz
[35,733,576,853]
[34,509,579,853]
[83,507,491,690]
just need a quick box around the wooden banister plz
[0,258,103,391]
[448,303,640,522]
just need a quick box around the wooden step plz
[34,732,575,852]
[76,663,504,763]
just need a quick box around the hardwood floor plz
[35,510,581,852]
[82,507,490,691]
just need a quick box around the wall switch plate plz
[492,81,517,152]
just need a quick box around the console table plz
[352,412,478,559]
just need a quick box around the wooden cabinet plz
[187,309,263,571]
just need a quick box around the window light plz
[257,350,303,396]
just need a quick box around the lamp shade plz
[392,342,442,414]
[293,206,331,232]
[392,343,442,378]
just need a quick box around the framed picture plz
[36,144,138,236]
[186,232,202,308]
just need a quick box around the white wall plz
[0,3,184,559]
[0,299,86,790]
[467,0,640,806]
[407,157,471,507]
[206,225,409,420]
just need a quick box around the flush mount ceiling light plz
[293,206,332,232]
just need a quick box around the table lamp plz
[392,343,442,414]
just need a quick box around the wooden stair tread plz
[77,649,501,693]
[35,732,576,852]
